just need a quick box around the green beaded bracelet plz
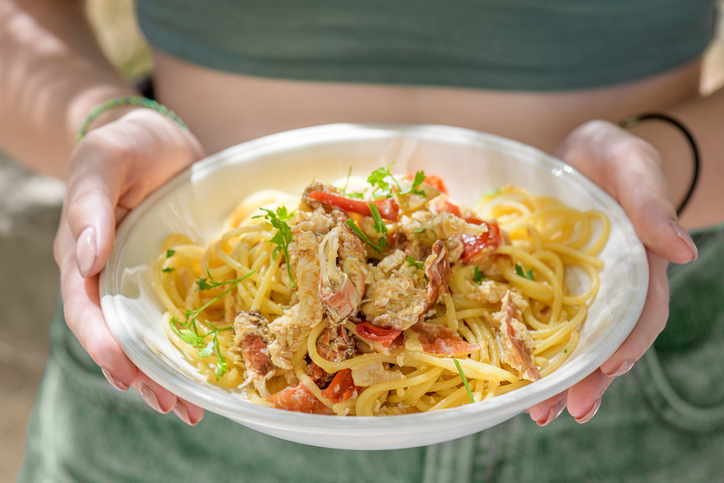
[75,96,188,143]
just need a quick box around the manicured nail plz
[538,399,566,427]
[76,226,97,277]
[604,358,636,377]
[173,400,196,426]
[670,219,698,261]
[101,365,129,391]
[575,397,602,424]
[139,383,163,413]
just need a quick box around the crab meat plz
[423,240,452,312]
[318,226,368,324]
[316,325,357,363]
[268,231,325,370]
[233,311,276,396]
[267,382,333,415]
[408,321,479,356]
[490,291,540,382]
[359,252,428,331]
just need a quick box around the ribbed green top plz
[135,0,717,91]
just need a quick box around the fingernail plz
[76,226,97,277]
[173,400,196,426]
[604,357,636,377]
[575,397,602,424]
[139,383,163,413]
[669,219,698,261]
[101,365,129,391]
[538,399,567,427]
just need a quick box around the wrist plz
[74,95,189,144]
[619,114,699,216]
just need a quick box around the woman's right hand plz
[53,107,207,425]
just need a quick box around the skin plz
[1,0,722,428]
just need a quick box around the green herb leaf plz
[515,263,534,281]
[254,207,296,288]
[483,188,500,198]
[197,340,216,358]
[405,256,424,269]
[166,249,176,258]
[366,164,426,198]
[412,227,426,234]
[473,266,485,284]
[453,358,475,404]
[162,267,175,273]
[171,270,255,378]
[368,203,389,250]
[346,218,385,253]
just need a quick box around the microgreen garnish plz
[166,249,176,258]
[162,267,175,273]
[515,263,534,281]
[253,207,296,288]
[170,270,255,379]
[453,358,475,404]
[339,167,365,199]
[369,203,389,243]
[346,218,386,253]
[564,349,568,353]
[367,164,426,198]
[473,266,485,284]
[412,227,426,234]
[405,256,424,269]
[483,188,500,198]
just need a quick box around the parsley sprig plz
[169,270,256,379]
[367,164,426,199]
[254,207,296,288]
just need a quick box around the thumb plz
[556,120,698,264]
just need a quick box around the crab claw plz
[318,226,368,324]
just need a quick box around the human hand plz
[527,120,698,426]
[54,108,207,425]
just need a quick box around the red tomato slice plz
[355,322,403,342]
[307,191,399,221]
[320,369,360,403]
[440,200,461,217]
[461,222,502,263]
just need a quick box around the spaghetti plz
[152,170,609,416]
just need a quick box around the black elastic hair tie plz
[618,112,700,216]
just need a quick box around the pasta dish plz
[152,167,609,416]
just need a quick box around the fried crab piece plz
[267,382,334,415]
[399,211,487,263]
[490,291,540,382]
[359,250,429,331]
[423,240,452,312]
[233,310,277,397]
[318,226,368,324]
[316,325,357,363]
[407,321,479,356]
[268,231,325,370]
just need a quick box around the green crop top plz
[137,1,716,91]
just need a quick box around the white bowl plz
[100,124,648,450]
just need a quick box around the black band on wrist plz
[618,112,700,216]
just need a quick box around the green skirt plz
[19,225,724,483]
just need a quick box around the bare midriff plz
[152,49,702,157]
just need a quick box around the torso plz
[152,49,702,156]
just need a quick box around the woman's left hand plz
[527,120,698,425]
